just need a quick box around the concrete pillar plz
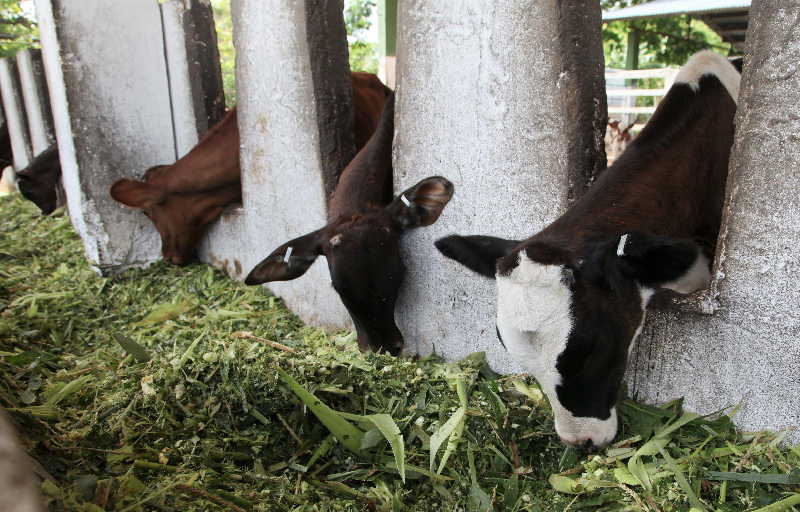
[393,1,607,370]
[0,59,32,171]
[161,0,226,157]
[628,1,800,442]
[34,0,185,272]
[198,0,354,329]
[16,49,55,157]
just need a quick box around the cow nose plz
[560,437,600,452]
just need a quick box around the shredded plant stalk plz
[1,195,798,511]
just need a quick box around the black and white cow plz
[436,51,740,448]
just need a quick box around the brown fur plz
[110,72,389,265]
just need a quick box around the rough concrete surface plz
[37,0,176,272]
[393,1,606,371]
[628,2,800,441]
[161,0,225,157]
[199,0,351,330]
[16,49,55,156]
[0,58,32,171]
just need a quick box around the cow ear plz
[245,229,324,285]
[110,179,165,208]
[390,176,454,229]
[615,233,711,293]
[197,205,224,226]
[435,235,520,279]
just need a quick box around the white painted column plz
[16,49,54,157]
[0,58,32,171]
[161,0,225,157]
[34,0,177,272]
[199,0,354,329]
[629,1,800,443]
[393,1,607,371]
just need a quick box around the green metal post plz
[378,0,397,58]
[625,26,640,70]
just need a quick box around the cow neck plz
[533,78,737,258]
[155,108,241,194]
[327,94,395,221]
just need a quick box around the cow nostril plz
[583,440,600,454]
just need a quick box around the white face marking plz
[495,253,618,447]
[662,252,711,294]
[674,50,740,104]
[329,234,342,247]
[283,246,293,263]
[400,194,411,207]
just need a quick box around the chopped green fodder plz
[1,195,798,512]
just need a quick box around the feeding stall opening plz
[601,0,751,315]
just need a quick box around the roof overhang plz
[602,0,751,22]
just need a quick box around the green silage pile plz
[0,195,798,512]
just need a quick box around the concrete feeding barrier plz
[199,0,355,330]
[629,3,800,442]
[16,49,54,157]
[0,58,32,172]
[393,1,607,371]
[33,0,223,273]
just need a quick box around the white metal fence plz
[606,67,679,130]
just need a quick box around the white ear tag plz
[400,194,411,207]
[616,234,629,256]
[284,246,293,263]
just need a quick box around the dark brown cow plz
[111,107,241,265]
[111,72,390,266]
[0,121,12,169]
[436,51,739,448]
[17,145,62,215]
[245,94,455,355]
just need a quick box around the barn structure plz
[0,0,797,442]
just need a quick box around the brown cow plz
[436,51,739,448]
[111,72,390,266]
[245,94,455,355]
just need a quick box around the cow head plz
[110,169,241,265]
[16,146,62,215]
[436,232,710,448]
[246,176,454,355]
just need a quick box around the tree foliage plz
[344,0,378,74]
[210,0,235,107]
[0,0,37,58]
[602,0,733,69]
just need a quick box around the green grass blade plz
[660,447,707,511]
[112,333,152,363]
[437,408,466,474]
[706,472,800,485]
[751,494,800,512]
[429,407,465,471]
[276,368,364,454]
[133,300,192,325]
[627,456,652,492]
[45,375,92,406]
[364,414,406,483]
[655,411,700,439]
